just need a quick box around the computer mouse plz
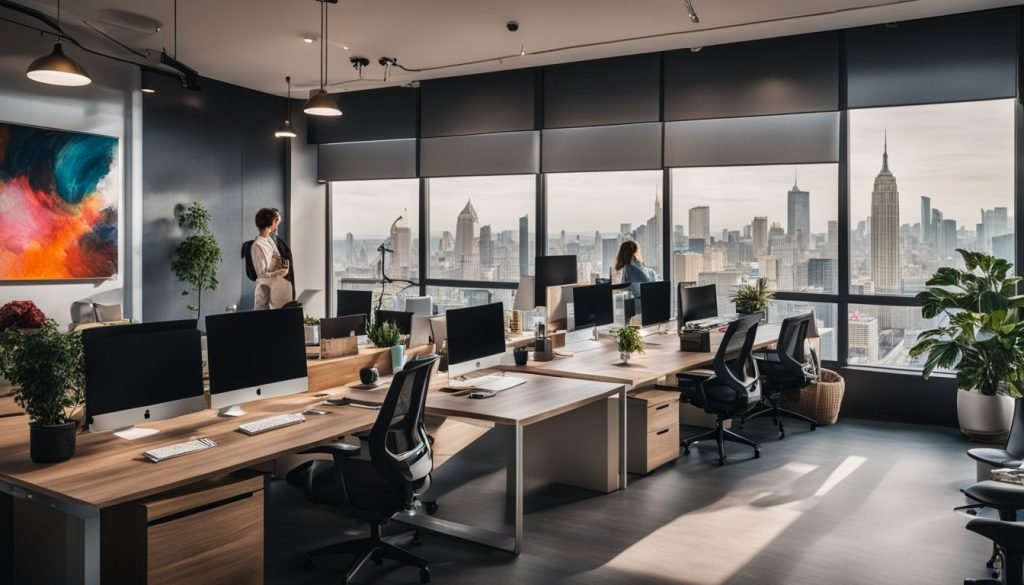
[468,390,496,399]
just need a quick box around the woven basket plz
[799,368,845,425]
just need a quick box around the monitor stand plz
[114,425,160,440]
[639,323,670,345]
[218,405,246,417]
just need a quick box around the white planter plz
[620,351,631,364]
[391,345,406,371]
[304,324,320,345]
[957,388,1015,440]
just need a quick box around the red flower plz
[0,301,47,332]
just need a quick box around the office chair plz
[288,354,439,584]
[677,313,763,466]
[743,313,819,439]
[959,480,1024,579]
[964,518,1024,585]
[968,398,1024,471]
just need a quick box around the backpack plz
[241,240,257,282]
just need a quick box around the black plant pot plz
[737,308,766,323]
[29,422,76,464]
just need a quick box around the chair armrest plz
[298,441,361,458]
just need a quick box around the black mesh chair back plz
[368,354,438,504]
[678,283,718,325]
[777,313,813,376]
[713,313,761,391]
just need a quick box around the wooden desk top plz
[501,324,781,387]
[330,371,624,427]
[0,391,376,510]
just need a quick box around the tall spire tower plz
[871,130,901,301]
[787,168,811,250]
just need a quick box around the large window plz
[426,286,516,313]
[547,170,665,281]
[426,175,535,282]
[767,301,838,362]
[331,179,420,311]
[670,164,839,312]
[848,100,1015,296]
[846,304,943,370]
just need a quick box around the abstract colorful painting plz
[0,122,118,280]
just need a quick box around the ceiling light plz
[304,0,342,117]
[303,37,315,44]
[343,46,349,50]
[140,70,156,93]
[690,46,702,53]
[275,76,299,137]
[683,0,700,24]
[26,0,91,87]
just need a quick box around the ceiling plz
[5,0,1020,96]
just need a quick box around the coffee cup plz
[359,367,379,386]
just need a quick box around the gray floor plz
[267,418,991,585]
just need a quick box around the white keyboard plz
[563,340,605,353]
[449,375,527,392]
[144,437,217,463]
[238,413,306,436]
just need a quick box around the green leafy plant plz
[368,320,402,348]
[909,249,1024,396]
[303,315,319,326]
[171,202,222,317]
[0,321,84,426]
[732,277,775,313]
[613,326,646,354]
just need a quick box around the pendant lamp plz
[304,0,341,116]
[275,76,298,138]
[27,0,91,87]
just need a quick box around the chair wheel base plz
[424,501,439,515]
[420,567,432,583]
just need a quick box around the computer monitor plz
[337,289,373,319]
[571,283,613,331]
[428,315,447,349]
[206,308,308,416]
[375,310,414,335]
[640,281,672,329]
[446,302,507,378]
[535,255,577,307]
[83,320,204,440]
[679,283,718,324]
[320,314,366,339]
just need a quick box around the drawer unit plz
[627,389,681,475]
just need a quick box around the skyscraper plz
[937,218,957,259]
[870,133,901,295]
[827,220,839,258]
[808,258,836,293]
[390,216,413,275]
[920,196,931,244]
[689,206,710,244]
[455,199,479,265]
[345,232,355,267]
[479,224,494,267]
[752,216,768,257]
[848,312,879,364]
[519,214,529,276]
[787,174,810,250]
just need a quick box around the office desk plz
[334,371,626,554]
[0,392,377,585]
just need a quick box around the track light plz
[683,0,700,24]
[26,0,91,87]
[275,76,298,138]
[304,0,342,117]
[141,71,157,94]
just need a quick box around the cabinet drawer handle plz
[655,404,671,411]
[656,428,670,435]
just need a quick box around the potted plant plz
[732,277,774,321]
[303,315,320,345]
[0,301,47,397]
[613,326,645,365]
[909,249,1024,441]
[0,319,85,463]
[172,201,222,319]
[368,320,404,371]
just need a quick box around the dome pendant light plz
[275,76,298,138]
[27,0,91,87]
[304,0,341,117]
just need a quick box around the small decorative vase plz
[620,351,631,364]
[30,422,76,464]
[391,345,406,371]
[304,324,320,345]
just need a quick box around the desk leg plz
[512,423,523,555]
[620,387,628,490]
[63,511,100,585]
[1,491,10,585]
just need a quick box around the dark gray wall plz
[544,53,661,128]
[420,69,538,137]
[143,75,287,323]
[307,86,418,144]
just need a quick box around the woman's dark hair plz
[255,208,280,230]
[614,240,642,272]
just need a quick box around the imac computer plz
[375,309,414,335]
[206,308,308,416]
[565,283,613,352]
[337,289,373,319]
[534,255,577,307]
[679,283,719,326]
[640,281,672,335]
[446,303,509,378]
[83,320,204,440]
[321,314,367,338]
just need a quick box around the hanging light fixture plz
[304,0,341,117]
[275,76,298,138]
[26,0,92,86]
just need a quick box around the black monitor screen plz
[679,284,718,323]
[535,255,577,307]
[446,303,506,366]
[375,310,413,335]
[640,281,671,327]
[572,283,613,329]
[338,290,373,319]
[206,308,307,394]
[321,314,367,338]
[84,327,203,420]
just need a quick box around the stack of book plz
[992,466,1024,485]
